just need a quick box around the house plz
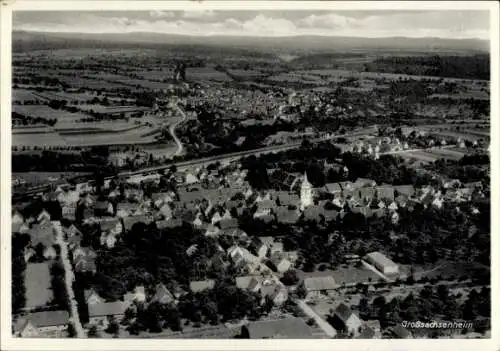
[394,185,415,197]
[275,206,300,224]
[122,215,153,232]
[248,237,268,259]
[100,218,123,236]
[73,247,97,274]
[260,280,288,306]
[302,276,338,300]
[253,200,275,218]
[158,203,173,219]
[37,209,51,224]
[376,186,395,201]
[211,211,223,224]
[100,233,117,248]
[387,324,413,339]
[363,320,382,338]
[88,301,129,329]
[84,289,104,305]
[12,209,24,224]
[364,251,399,275]
[218,218,239,230]
[150,283,175,305]
[27,222,55,250]
[353,178,377,189]
[124,286,146,303]
[324,183,343,196]
[43,246,57,260]
[241,317,313,339]
[155,218,183,230]
[204,224,221,237]
[151,192,174,208]
[94,200,111,217]
[13,310,70,337]
[330,303,363,337]
[185,172,200,185]
[270,253,293,273]
[274,191,300,207]
[189,279,216,293]
[260,237,284,256]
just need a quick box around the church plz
[300,171,313,211]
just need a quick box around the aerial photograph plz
[10,8,491,340]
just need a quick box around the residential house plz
[302,276,338,300]
[218,218,239,230]
[28,222,55,249]
[94,200,112,217]
[37,209,51,224]
[376,186,395,201]
[274,191,300,207]
[124,286,146,304]
[189,279,216,293]
[84,289,104,305]
[364,251,399,275]
[122,215,154,232]
[394,185,416,197]
[150,283,175,305]
[241,317,313,339]
[100,233,117,248]
[87,301,129,329]
[324,183,343,196]
[330,303,363,337]
[158,203,173,220]
[100,218,123,237]
[253,200,275,218]
[387,325,413,339]
[155,218,183,230]
[270,253,293,273]
[151,192,174,208]
[275,206,300,224]
[211,211,223,224]
[248,237,268,259]
[12,209,24,225]
[204,224,221,237]
[185,172,200,185]
[73,247,97,274]
[13,310,69,337]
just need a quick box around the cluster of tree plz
[357,285,490,336]
[12,233,30,313]
[365,55,490,80]
[76,223,225,302]
[12,150,113,173]
[50,260,69,310]
[12,112,57,126]
[426,158,489,183]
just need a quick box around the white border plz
[1,1,499,350]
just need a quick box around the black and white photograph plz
[1,1,498,349]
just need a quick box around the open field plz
[425,148,468,160]
[414,260,490,281]
[11,89,41,102]
[400,151,442,163]
[76,104,150,115]
[188,67,232,82]
[25,262,54,309]
[12,105,91,122]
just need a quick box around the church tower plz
[300,171,313,211]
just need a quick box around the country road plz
[170,104,187,157]
[53,221,85,338]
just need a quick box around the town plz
[11,11,491,340]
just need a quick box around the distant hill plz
[12,30,490,55]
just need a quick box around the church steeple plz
[300,171,313,211]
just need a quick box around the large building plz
[364,251,399,275]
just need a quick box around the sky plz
[13,10,490,40]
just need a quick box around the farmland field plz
[11,89,41,102]
[400,151,442,163]
[426,148,467,160]
[188,67,232,82]
[12,105,91,122]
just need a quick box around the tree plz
[106,318,120,337]
[88,325,100,338]
[281,269,299,286]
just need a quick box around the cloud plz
[299,14,356,29]
[149,11,176,19]
[182,10,216,19]
[13,11,490,40]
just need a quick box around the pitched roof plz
[376,186,395,200]
[150,283,175,304]
[275,206,300,224]
[364,251,397,268]
[393,185,416,197]
[28,222,55,247]
[122,215,153,231]
[189,279,216,293]
[218,218,239,230]
[88,301,129,317]
[100,218,121,231]
[303,276,337,291]
[245,317,313,339]
[324,183,342,194]
[334,303,354,324]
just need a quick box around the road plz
[170,104,187,157]
[295,299,337,338]
[53,221,86,338]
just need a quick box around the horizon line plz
[13,29,490,41]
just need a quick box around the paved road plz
[296,299,337,338]
[53,221,86,338]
